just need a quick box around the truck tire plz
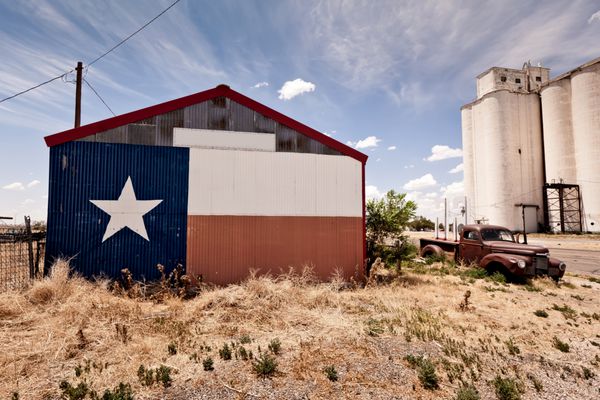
[420,244,443,259]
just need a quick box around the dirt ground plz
[1,261,599,399]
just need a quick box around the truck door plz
[460,230,482,264]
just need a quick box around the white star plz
[90,176,162,242]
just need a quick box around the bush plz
[219,343,232,360]
[99,383,134,400]
[455,384,480,400]
[202,357,214,371]
[552,337,570,353]
[505,338,520,356]
[268,338,281,355]
[137,364,172,387]
[323,365,338,382]
[167,342,177,355]
[404,354,439,390]
[253,353,277,377]
[533,310,548,318]
[492,376,521,400]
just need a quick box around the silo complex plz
[541,60,600,231]
[463,57,600,233]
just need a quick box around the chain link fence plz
[0,217,45,291]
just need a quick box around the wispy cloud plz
[589,10,600,23]
[252,81,269,88]
[2,182,25,191]
[387,145,396,151]
[278,79,316,100]
[426,145,462,161]
[449,163,464,174]
[27,179,41,188]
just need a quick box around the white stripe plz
[188,148,362,217]
[174,128,275,151]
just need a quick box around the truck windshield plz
[481,229,515,242]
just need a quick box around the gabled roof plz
[44,84,368,164]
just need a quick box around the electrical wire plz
[0,0,182,104]
[84,78,115,116]
[86,0,182,67]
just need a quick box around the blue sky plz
[1,0,600,223]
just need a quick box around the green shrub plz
[155,365,172,388]
[551,304,577,320]
[59,381,90,400]
[488,271,507,284]
[167,342,177,355]
[239,334,252,344]
[492,376,521,400]
[552,337,570,353]
[253,353,277,377]
[455,384,480,400]
[404,354,439,390]
[137,364,172,387]
[219,343,232,360]
[323,365,338,382]
[533,310,548,318]
[202,357,214,371]
[365,318,385,336]
[268,338,281,355]
[99,383,134,400]
[582,367,595,380]
[505,338,520,356]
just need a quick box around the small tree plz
[366,190,417,264]
[409,216,435,231]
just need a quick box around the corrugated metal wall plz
[79,97,342,156]
[45,141,189,280]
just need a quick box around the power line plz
[84,78,115,116]
[87,0,182,67]
[0,0,182,104]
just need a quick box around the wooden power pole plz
[74,61,83,128]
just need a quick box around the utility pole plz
[74,61,83,128]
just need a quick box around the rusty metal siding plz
[45,141,189,280]
[187,215,363,285]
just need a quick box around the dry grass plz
[1,261,599,399]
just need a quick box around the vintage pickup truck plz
[419,224,566,280]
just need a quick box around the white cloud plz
[440,180,465,200]
[403,164,415,169]
[347,135,381,149]
[277,78,316,100]
[387,146,396,151]
[449,163,464,174]
[426,145,463,161]
[403,173,437,190]
[425,192,438,199]
[252,81,269,88]
[366,185,383,200]
[27,179,41,188]
[588,10,600,24]
[2,182,25,191]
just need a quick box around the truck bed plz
[419,238,460,254]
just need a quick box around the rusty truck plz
[419,224,566,280]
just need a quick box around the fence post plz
[25,216,35,279]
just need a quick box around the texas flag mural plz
[46,139,364,284]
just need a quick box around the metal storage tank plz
[540,79,576,183]
[463,90,544,231]
[571,63,600,231]
[460,107,475,224]
[44,85,368,283]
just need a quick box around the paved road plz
[545,248,600,276]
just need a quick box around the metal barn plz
[44,85,367,284]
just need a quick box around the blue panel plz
[46,141,189,280]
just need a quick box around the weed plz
[488,271,507,284]
[533,309,548,318]
[268,338,282,355]
[581,284,592,288]
[527,373,543,392]
[551,304,577,320]
[492,376,521,400]
[552,336,570,353]
[505,338,520,356]
[99,383,134,400]
[219,343,232,360]
[253,353,277,377]
[571,294,584,301]
[239,334,252,344]
[561,281,576,289]
[115,323,130,344]
[459,290,472,312]
[404,354,439,390]
[59,380,90,400]
[365,318,385,336]
[455,384,480,400]
[582,367,595,380]
[137,364,172,387]
[524,284,542,292]
[202,357,214,371]
[167,342,177,355]
[237,345,251,360]
[587,276,600,283]
[460,268,488,280]
[323,365,338,382]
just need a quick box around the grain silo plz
[44,85,367,284]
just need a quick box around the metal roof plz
[44,84,368,164]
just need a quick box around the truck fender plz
[480,254,526,276]
[420,244,444,258]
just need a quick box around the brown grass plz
[1,261,599,399]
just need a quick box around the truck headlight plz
[517,260,526,269]
[559,262,566,271]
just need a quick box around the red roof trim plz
[44,85,368,163]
